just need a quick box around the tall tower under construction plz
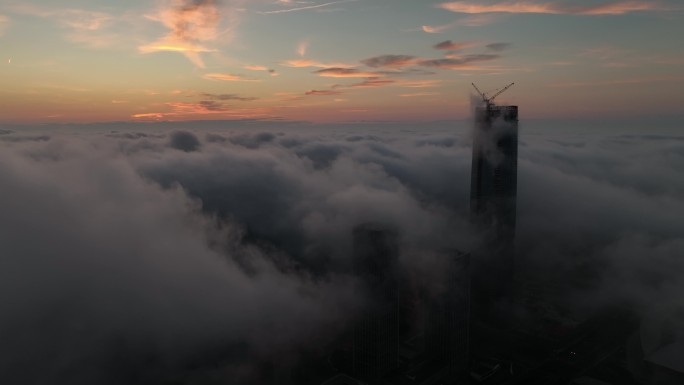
[470,83,518,242]
[469,83,518,323]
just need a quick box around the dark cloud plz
[229,132,276,149]
[201,93,259,102]
[305,90,344,96]
[418,54,500,69]
[0,135,51,142]
[313,68,383,78]
[377,68,437,77]
[198,100,228,111]
[433,40,471,50]
[486,42,512,52]
[338,79,396,88]
[206,133,227,143]
[169,130,201,152]
[361,55,416,68]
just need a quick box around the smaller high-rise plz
[351,223,399,382]
[425,250,471,377]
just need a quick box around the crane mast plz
[471,82,515,109]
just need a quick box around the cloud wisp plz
[314,68,384,78]
[422,14,502,32]
[0,14,7,36]
[305,89,344,96]
[418,54,500,69]
[139,0,228,68]
[437,1,667,15]
[203,73,261,82]
[259,0,358,14]
[281,59,356,69]
[244,65,278,76]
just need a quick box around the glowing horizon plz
[0,0,683,124]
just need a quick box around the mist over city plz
[1,1,683,384]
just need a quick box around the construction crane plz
[472,82,515,109]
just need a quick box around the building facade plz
[351,224,400,382]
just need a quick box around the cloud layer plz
[0,121,682,383]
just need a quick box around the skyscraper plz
[351,223,399,382]
[470,104,519,242]
[469,86,519,325]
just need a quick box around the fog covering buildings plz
[470,103,519,326]
[0,108,683,384]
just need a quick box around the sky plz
[0,0,683,124]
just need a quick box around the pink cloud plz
[437,1,666,15]
[281,59,355,68]
[244,65,278,76]
[203,73,260,82]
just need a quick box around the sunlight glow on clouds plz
[140,0,224,68]
[0,0,681,123]
[438,1,666,15]
[281,59,356,68]
[203,73,260,82]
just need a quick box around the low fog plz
[0,121,682,384]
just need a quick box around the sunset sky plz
[1,0,683,124]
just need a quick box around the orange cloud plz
[305,90,343,96]
[140,0,226,68]
[281,59,355,68]
[132,113,164,119]
[438,1,665,15]
[132,102,274,120]
[203,73,260,82]
[396,80,443,88]
[314,68,384,78]
[244,65,278,76]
